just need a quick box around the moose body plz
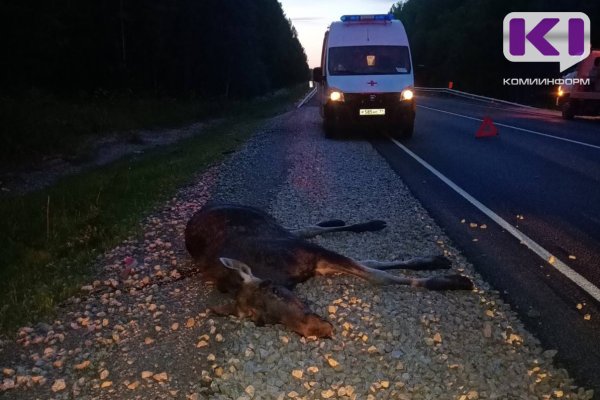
[185,203,320,291]
[185,203,473,337]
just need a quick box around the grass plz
[0,87,304,169]
[0,85,308,334]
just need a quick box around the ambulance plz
[312,14,415,138]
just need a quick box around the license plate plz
[359,108,385,116]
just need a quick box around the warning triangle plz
[476,117,498,138]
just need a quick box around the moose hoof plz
[425,274,474,291]
[365,220,387,232]
[430,255,452,270]
[348,220,387,232]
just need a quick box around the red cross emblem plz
[367,80,378,86]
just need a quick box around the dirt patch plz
[0,120,217,196]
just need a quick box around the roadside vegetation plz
[0,0,308,168]
[0,86,308,334]
[1,93,224,168]
[0,91,298,169]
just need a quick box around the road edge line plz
[297,87,317,109]
[389,137,600,303]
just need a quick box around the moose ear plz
[219,257,245,270]
[219,257,255,283]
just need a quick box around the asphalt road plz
[363,92,600,395]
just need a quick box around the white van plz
[556,49,600,119]
[313,14,415,138]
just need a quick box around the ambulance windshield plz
[328,46,411,75]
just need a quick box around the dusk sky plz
[279,0,398,68]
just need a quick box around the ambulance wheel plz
[561,100,575,120]
[323,118,338,138]
[391,120,413,140]
[402,119,414,139]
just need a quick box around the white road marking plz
[389,137,600,302]
[297,87,317,108]
[418,104,600,151]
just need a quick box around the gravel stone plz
[51,379,66,392]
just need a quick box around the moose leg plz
[314,249,473,291]
[292,220,387,239]
[360,255,452,271]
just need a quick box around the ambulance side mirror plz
[312,67,323,83]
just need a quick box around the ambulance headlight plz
[329,91,345,102]
[401,89,414,101]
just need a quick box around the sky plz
[279,0,398,68]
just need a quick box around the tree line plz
[392,0,600,104]
[0,0,309,98]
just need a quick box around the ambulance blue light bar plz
[340,14,393,22]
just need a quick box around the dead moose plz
[185,203,473,338]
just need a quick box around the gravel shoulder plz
[0,103,594,399]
